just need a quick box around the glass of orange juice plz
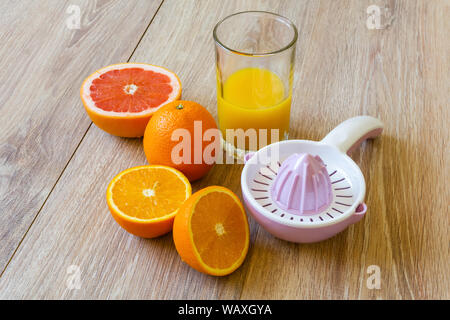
[214,11,297,159]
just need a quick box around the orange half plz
[173,186,250,276]
[107,165,191,238]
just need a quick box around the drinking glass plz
[214,11,297,159]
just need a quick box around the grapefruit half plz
[80,63,181,137]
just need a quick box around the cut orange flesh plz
[107,165,191,238]
[90,68,173,113]
[80,63,181,137]
[173,186,250,276]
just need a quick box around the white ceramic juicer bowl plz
[241,116,383,243]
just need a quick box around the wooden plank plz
[240,0,449,299]
[0,0,320,300]
[0,0,163,272]
[0,0,448,299]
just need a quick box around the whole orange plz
[143,100,219,181]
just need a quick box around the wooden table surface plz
[0,0,448,300]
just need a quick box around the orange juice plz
[217,67,291,152]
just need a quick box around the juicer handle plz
[321,116,383,155]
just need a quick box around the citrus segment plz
[107,165,191,238]
[173,186,250,276]
[81,63,181,137]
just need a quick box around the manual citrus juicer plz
[241,116,383,243]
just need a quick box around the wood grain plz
[0,0,448,299]
[0,0,163,272]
